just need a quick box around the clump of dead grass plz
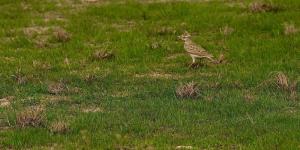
[49,121,69,134]
[48,82,66,95]
[12,69,27,84]
[284,23,299,35]
[275,72,289,90]
[249,1,280,13]
[54,28,71,42]
[274,72,298,100]
[16,106,45,128]
[176,82,200,99]
[0,96,14,108]
[92,50,114,60]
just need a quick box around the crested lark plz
[179,31,215,65]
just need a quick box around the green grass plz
[0,0,299,149]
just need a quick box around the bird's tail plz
[212,53,225,64]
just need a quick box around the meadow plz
[0,0,299,149]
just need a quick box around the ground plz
[0,0,299,149]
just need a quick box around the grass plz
[0,0,299,149]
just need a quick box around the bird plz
[178,31,215,66]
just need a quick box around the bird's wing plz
[187,44,214,58]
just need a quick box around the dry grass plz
[32,60,52,70]
[12,69,27,84]
[176,82,200,99]
[274,72,298,100]
[275,72,289,90]
[48,82,66,95]
[284,23,299,35]
[0,96,14,108]
[92,50,114,60]
[220,25,234,36]
[49,121,69,134]
[54,28,71,42]
[16,106,45,128]
[148,41,162,50]
[249,2,279,13]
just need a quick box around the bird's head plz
[178,31,191,41]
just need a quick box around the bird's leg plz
[189,56,196,68]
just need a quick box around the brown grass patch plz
[48,82,66,95]
[49,121,69,134]
[0,96,14,108]
[274,72,298,100]
[284,23,299,35]
[176,82,200,99]
[16,106,45,128]
[275,72,289,90]
[54,28,71,42]
[92,50,114,60]
[248,2,280,13]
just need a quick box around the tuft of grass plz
[16,106,45,128]
[48,82,66,95]
[176,82,200,99]
[275,72,289,91]
[49,121,69,134]
[12,69,27,84]
[54,28,71,42]
[274,72,298,100]
[92,50,114,60]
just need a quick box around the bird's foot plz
[189,62,201,68]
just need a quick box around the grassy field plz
[0,0,299,149]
